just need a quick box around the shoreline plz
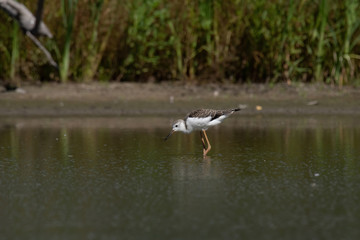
[0,82,359,117]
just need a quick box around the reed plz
[59,0,78,83]
[314,0,328,83]
[0,23,11,78]
[121,0,173,79]
[341,0,360,85]
[10,21,20,83]
[81,0,105,81]
[0,0,359,85]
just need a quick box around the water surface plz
[0,116,359,239]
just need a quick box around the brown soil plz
[0,82,359,117]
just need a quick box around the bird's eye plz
[175,125,178,127]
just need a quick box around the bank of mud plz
[0,82,359,117]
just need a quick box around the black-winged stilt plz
[165,108,241,157]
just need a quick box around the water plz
[0,116,360,240]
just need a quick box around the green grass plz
[0,0,359,85]
[8,21,20,86]
[58,0,78,83]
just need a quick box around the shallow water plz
[0,116,360,239]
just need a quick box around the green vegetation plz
[58,0,78,83]
[10,21,20,81]
[0,0,359,85]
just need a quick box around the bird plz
[164,108,241,157]
[0,0,58,68]
[0,0,52,38]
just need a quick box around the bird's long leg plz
[202,130,211,157]
[25,31,58,68]
[33,0,45,35]
[200,131,207,156]
[200,131,206,149]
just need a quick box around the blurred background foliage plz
[0,0,359,85]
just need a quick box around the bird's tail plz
[231,108,241,112]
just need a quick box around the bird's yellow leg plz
[200,131,206,150]
[200,131,207,156]
[202,130,212,157]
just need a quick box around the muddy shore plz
[0,82,359,117]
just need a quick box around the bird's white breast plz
[186,116,213,130]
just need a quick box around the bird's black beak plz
[164,130,174,141]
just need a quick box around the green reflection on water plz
[0,116,359,239]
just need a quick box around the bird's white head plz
[172,119,187,132]
[164,119,187,141]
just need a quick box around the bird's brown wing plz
[186,109,220,119]
[186,108,239,120]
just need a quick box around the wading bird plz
[165,108,241,157]
[0,0,57,67]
